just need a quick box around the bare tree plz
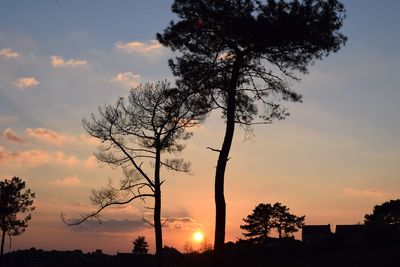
[63,81,205,267]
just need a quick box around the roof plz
[335,225,366,235]
[302,225,332,235]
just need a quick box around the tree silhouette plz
[270,202,305,238]
[132,236,149,255]
[0,177,35,266]
[63,81,205,267]
[241,203,274,243]
[241,202,304,243]
[158,0,346,261]
[364,199,400,225]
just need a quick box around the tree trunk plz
[154,144,163,267]
[1,229,5,267]
[214,56,241,266]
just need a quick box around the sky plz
[1,0,400,254]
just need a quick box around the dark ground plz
[4,242,399,267]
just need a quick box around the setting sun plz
[193,231,204,242]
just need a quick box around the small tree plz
[241,202,304,243]
[133,236,149,255]
[270,202,305,238]
[63,81,205,267]
[364,199,400,225]
[240,203,274,243]
[0,177,35,264]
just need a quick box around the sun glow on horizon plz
[193,231,204,243]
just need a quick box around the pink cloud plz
[112,72,140,88]
[55,152,79,166]
[0,146,50,167]
[79,134,99,146]
[1,128,24,143]
[25,128,74,145]
[12,77,39,89]
[0,48,19,59]
[344,188,387,198]
[83,155,97,169]
[115,40,162,54]
[51,175,81,186]
[50,55,88,68]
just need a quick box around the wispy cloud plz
[0,116,18,125]
[112,72,140,88]
[115,40,162,54]
[344,188,387,198]
[1,128,24,143]
[50,55,88,68]
[12,77,39,89]
[51,175,81,186]
[83,155,97,169]
[78,134,99,146]
[70,219,150,233]
[0,48,19,59]
[25,128,73,146]
[55,152,79,166]
[0,146,50,167]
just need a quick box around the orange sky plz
[1,0,400,254]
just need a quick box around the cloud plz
[115,40,162,54]
[0,48,19,59]
[344,188,387,198]
[51,175,81,186]
[112,72,140,88]
[25,128,73,145]
[70,219,150,233]
[0,116,18,125]
[79,134,99,146]
[55,152,79,166]
[83,155,97,169]
[163,217,200,230]
[12,77,39,89]
[1,128,24,143]
[50,55,88,68]
[0,146,50,167]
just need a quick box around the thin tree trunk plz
[1,229,5,267]
[214,56,241,266]
[154,144,163,267]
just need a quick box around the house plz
[302,224,332,245]
[366,224,400,243]
[335,224,366,244]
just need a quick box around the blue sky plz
[0,0,399,253]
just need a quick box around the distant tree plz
[241,203,274,243]
[158,0,347,260]
[241,202,304,243]
[0,177,35,265]
[133,236,149,255]
[63,81,205,267]
[270,202,305,238]
[364,199,400,225]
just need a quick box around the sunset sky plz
[1,0,399,254]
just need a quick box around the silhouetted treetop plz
[158,0,346,125]
[365,199,400,225]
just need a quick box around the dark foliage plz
[133,236,149,255]
[364,199,400,225]
[241,202,305,243]
[0,177,35,260]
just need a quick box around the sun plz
[193,231,204,242]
